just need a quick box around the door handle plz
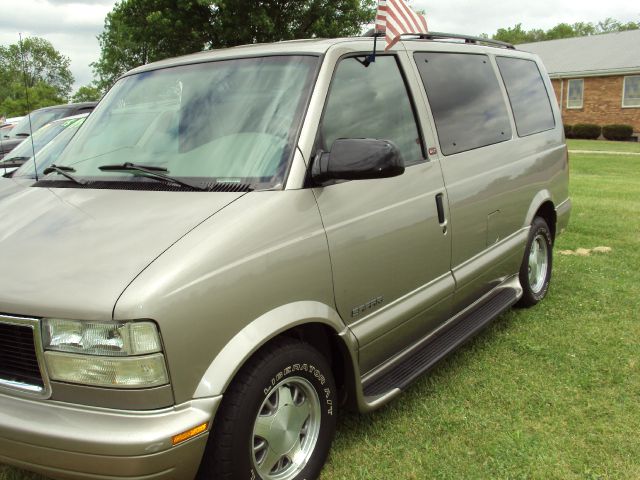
[435,193,448,234]
[435,193,446,224]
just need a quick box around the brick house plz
[520,30,640,135]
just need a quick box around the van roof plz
[126,38,351,75]
[127,34,530,77]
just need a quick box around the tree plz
[545,23,578,40]
[597,17,640,32]
[493,24,537,44]
[571,22,597,37]
[0,37,74,98]
[488,18,640,44]
[0,82,65,117]
[92,0,216,91]
[72,85,103,103]
[0,37,73,116]
[93,0,376,91]
[209,0,376,47]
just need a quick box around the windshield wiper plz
[98,162,208,191]
[43,165,86,186]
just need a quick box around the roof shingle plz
[519,29,640,77]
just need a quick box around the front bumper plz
[0,392,221,480]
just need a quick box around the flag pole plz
[365,30,381,67]
[365,1,385,66]
[371,31,378,64]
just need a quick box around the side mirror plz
[311,138,405,185]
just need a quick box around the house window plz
[623,76,640,108]
[567,79,584,109]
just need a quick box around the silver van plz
[0,33,570,480]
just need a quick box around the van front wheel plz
[517,217,553,308]
[197,338,337,480]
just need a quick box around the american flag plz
[375,0,429,51]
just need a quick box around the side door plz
[311,54,454,374]
[411,50,526,310]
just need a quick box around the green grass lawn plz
[2,152,639,480]
[568,138,640,153]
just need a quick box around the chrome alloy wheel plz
[528,233,549,294]
[251,376,322,480]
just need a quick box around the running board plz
[362,288,518,397]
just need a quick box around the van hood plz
[0,180,244,319]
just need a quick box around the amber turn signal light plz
[172,422,209,446]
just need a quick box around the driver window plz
[319,56,425,166]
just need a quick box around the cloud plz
[0,1,111,35]
[1,0,639,96]
[414,0,640,36]
[0,0,115,92]
[47,0,115,4]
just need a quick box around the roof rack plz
[363,30,515,50]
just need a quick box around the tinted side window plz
[496,57,555,137]
[414,52,512,156]
[320,56,424,166]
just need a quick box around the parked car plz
[0,114,88,177]
[0,103,96,159]
[10,115,87,180]
[0,129,14,159]
[0,127,18,160]
[0,117,23,130]
[0,34,570,480]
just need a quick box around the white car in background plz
[0,114,88,178]
[0,116,24,129]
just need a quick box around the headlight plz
[44,352,168,389]
[43,319,162,356]
[42,319,169,389]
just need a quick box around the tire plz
[516,216,553,308]
[197,337,337,480]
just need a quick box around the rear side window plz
[319,56,424,166]
[496,57,555,137]
[414,52,512,156]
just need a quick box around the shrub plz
[572,123,601,140]
[602,124,634,141]
[564,124,573,138]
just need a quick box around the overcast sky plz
[0,0,638,94]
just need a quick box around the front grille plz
[0,321,44,390]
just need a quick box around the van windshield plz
[51,55,319,189]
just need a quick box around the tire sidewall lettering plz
[262,363,333,416]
